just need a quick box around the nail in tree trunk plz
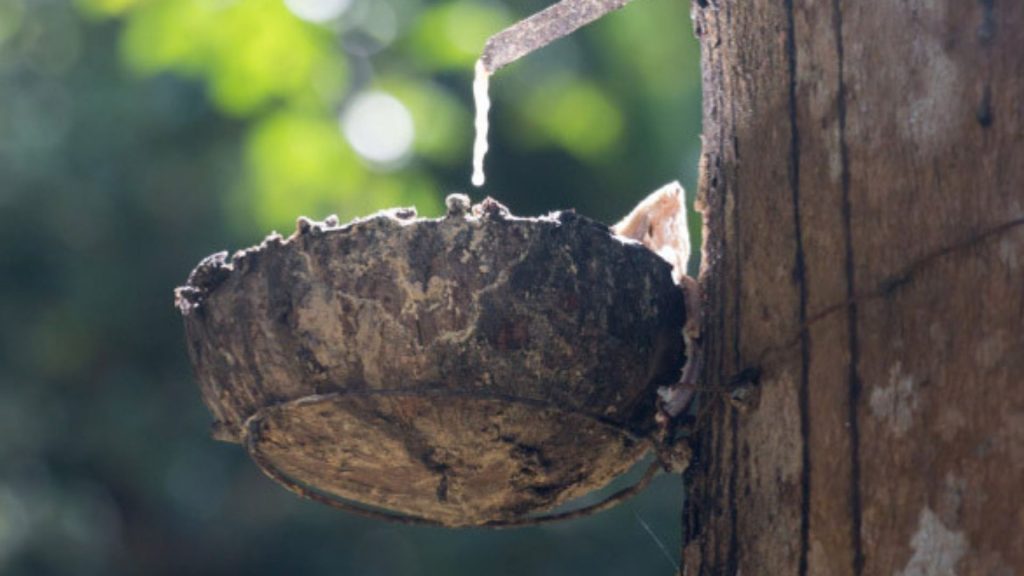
[684,0,1023,574]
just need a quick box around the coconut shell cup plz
[175,196,686,527]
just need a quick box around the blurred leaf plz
[242,109,367,231]
[598,0,699,99]
[204,0,339,114]
[519,75,624,161]
[239,108,440,231]
[407,0,509,70]
[361,171,444,219]
[121,0,345,116]
[74,0,141,18]
[18,2,82,76]
[120,0,219,76]
[0,0,25,47]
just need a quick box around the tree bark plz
[684,0,1023,574]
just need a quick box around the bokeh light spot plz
[341,91,414,167]
[284,0,352,24]
[379,78,470,166]
[341,0,398,54]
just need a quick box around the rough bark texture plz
[686,0,1023,574]
[176,198,686,527]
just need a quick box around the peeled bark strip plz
[480,0,632,73]
[175,198,686,527]
[686,0,1023,574]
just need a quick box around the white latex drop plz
[471,60,491,187]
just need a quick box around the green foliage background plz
[0,0,701,573]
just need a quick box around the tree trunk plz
[684,0,1023,574]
